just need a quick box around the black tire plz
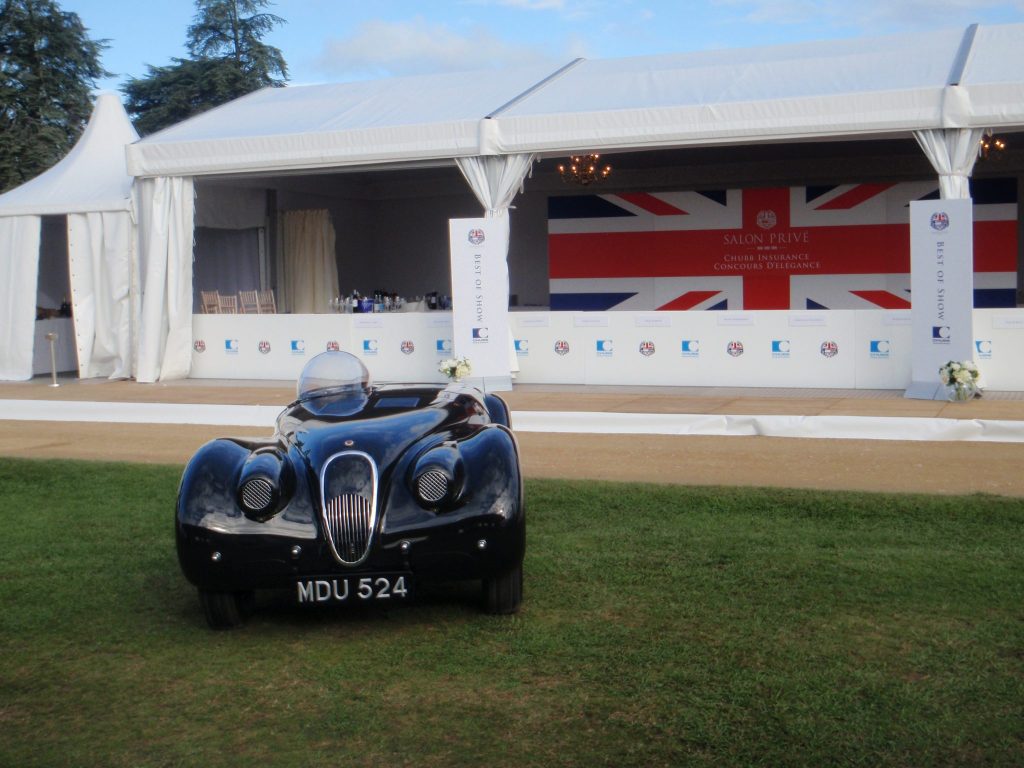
[483,563,523,614]
[198,589,252,629]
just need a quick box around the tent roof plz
[125,62,568,178]
[126,23,1024,179]
[0,93,139,216]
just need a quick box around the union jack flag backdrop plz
[547,179,1018,311]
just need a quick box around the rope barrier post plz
[45,332,60,387]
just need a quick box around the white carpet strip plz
[2,399,1024,443]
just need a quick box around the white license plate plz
[296,574,411,604]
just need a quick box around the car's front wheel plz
[483,563,523,614]
[198,589,253,629]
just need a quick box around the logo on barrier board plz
[400,340,415,355]
[468,228,485,246]
[869,340,890,358]
[820,341,839,358]
[326,340,340,352]
[771,339,791,359]
[514,339,529,356]
[472,327,489,342]
[436,339,452,355]
[258,340,271,355]
[596,339,614,357]
[290,339,305,355]
[193,340,206,353]
[930,211,950,231]
[224,339,239,355]
[362,339,378,355]
[976,339,992,359]
[932,325,951,344]
[680,340,700,357]
[554,340,570,356]
[639,340,656,357]
[727,340,744,357]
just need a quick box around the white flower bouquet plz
[938,360,980,401]
[439,356,471,381]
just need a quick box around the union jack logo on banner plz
[548,180,1017,312]
[326,340,340,352]
[193,340,206,353]
[400,340,415,355]
[727,341,744,357]
[820,341,839,358]
[554,340,570,356]
[639,341,656,357]
[258,340,271,354]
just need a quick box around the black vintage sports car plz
[176,351,524,629]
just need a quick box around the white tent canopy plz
[0,93,139,380]
[126,23,1024,179]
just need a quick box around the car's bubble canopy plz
[296,351,371,416]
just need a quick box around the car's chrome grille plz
[324,494,372,564]
[320,451,378,566]
[416,470,449,503]
[241,478,274,512]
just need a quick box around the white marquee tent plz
[6,24,1022,383]
[0,93,139,381]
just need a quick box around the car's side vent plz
[319,451,378,566]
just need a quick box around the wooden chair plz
[218,294,238,314]
[200,290,220,314]
[257,289,276,314]
[238,290,259,314]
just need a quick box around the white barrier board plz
[190,309,1024,391]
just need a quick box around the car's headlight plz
[237,449,293,521]
[411,444,464,510]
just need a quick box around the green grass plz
[1,457,1022,767]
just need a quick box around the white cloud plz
[493,0,568,9]
[714,0,1024,29]
[314,17,563,79]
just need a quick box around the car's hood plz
[284,406,466,477]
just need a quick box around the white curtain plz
[914,128,984,199]
[0,215,41,380]
[135,176,195,382]
[67,211,134,379]
[282,209,338,314]
[455,154,535,216]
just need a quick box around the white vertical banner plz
[449,213,511,388]
[906,199,974,399]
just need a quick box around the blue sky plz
[65,0,1024,92]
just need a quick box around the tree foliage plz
[122,0,286,136]
[0,0,108,193]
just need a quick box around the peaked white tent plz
[0,92,139,381]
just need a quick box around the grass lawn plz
[0,457,1022,767]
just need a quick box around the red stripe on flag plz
[548,225,910,278]
[814,183,896,210]
[616,192,688,216]
[974,220,1018,271]
[743,274,790,310]
[657,291,720,310]
[850,290,911,309]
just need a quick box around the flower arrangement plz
[439,356,471,381]
[939,360,980,401]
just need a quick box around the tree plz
[187,0,286,86]
[122,0,286,136]
[0,0,108,193]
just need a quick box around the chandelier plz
[979,132,1006,159]
[557,153,612,185]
